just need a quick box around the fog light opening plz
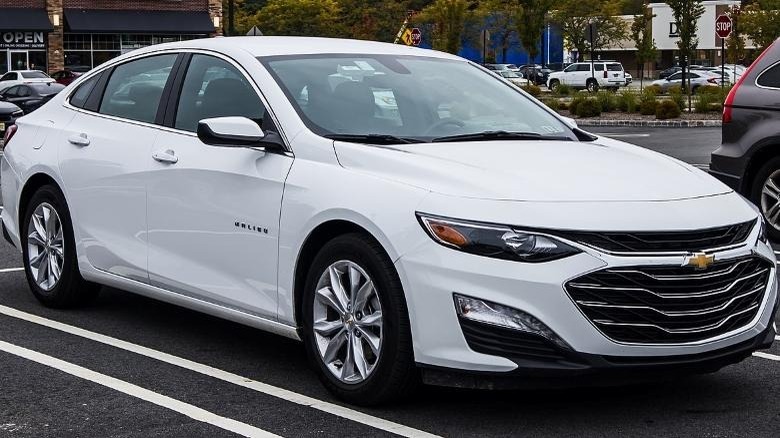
[454,294,572,351]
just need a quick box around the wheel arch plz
[292,219,394,329]
[19,172,62,221]
[743,140,780,195]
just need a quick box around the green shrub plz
[558,101,569,111]
[696,85,721,97]
[616,89,637,113]
[540,98,560,111]
[521,84,542,97]
[595,90,617,112]
[554,83,572,96]
[695,93,713,113]
[645,84,662,95]
[639,100,658,115]
[569,95,587,115]
[655,100,681,119]
[574,98,602,118]
[668,85,685,111]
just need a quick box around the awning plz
[64,9,215,34]
[0,8,53,31]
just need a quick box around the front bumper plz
[396,210,777,376]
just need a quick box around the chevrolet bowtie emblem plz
[685,252,715,270]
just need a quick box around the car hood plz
[334,137,732,202]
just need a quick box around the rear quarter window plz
[757,63,780,88]
[607,64,623,71]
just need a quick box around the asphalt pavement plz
[1,127,779,437]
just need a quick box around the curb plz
[575,119,721,128]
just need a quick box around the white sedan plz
[0,70,55,92]
[1,37,776,405]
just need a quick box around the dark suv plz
[711,39,780,240]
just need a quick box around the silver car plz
[651,70,720,93]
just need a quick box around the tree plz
[340,0,411,42]
[726,6,746,64]
[741,0,780,54]
[667,0,704,104]
[250,0,343,37]
[418,0,471,54]
[630,1,656,89]
[551,0,628,61]
[474,0,521,62]
[517,0,554,68]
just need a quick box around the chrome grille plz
[557,221,755,254]
[565,257,772,344]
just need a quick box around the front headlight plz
[758,215,768,244]
[417,213,581,262]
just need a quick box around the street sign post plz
[410,28,421,46]
[716,14,732,88]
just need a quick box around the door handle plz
[152,149,178,164]
[67,133,90,147]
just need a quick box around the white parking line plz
[0,304,440,438]
[0,340,280,438]
[753,352,780,362]
[0,268,23,273]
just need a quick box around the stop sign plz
[410,28,421,46]
[715,14,732,39]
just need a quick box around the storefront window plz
[64,34,207,70]
[0,51,7,74]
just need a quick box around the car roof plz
[131,36,462,61]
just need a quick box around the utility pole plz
[228,0,236,37]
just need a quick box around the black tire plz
[21,185,100,307]
[586,79,599,93]
[301,233,417,405]
[750,156,780,241]
[548,79,560,92]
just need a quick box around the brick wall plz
[47,0,63,72]
[0,0,46,7]
[63,0,209,11]
[208,0,222,36]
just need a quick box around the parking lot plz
[1,127,779,437]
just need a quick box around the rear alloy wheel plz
[302,233,417,405]
[586,79,599,93]
[752,157,780,241]
[21,185,100,307]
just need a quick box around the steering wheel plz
[424,118,465,135]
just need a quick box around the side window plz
[576,64,591,72]
[757,63,780,88]
[3,86,18,97]
[669,72,682,81]
[174,54,268,132]
[593,64,604,71]
[69,74,100,109]
[18,86,31,97]
[563,64,576,73]
[0,73,13,81]
[99,54,177,124]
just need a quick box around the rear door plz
[58,53,181,283]
[146,53,292,318]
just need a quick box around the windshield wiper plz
[431,130,570,143]
[324,133,424,145]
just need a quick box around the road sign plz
[715,14,732,39]
[401,28,413,46]
[410,28,421,46]
[246,26,263,36]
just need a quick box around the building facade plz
[0,0,223,74]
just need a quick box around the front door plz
[146,53,292,319]
[10,51,28,71]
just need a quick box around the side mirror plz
[197,116,284,151]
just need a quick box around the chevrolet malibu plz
[0,38,777,405]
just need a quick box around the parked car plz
[547,61,626,92]
[650,70,720,93]
[711,39,780,240]
[0,70,55,92]
[625,72,633,85]
[518,64,551,85]
[0,100,23,138]
[496,69,524,86]
[658,66,681,79]
[51,69,83,86]
[1,37,776,406]
[0,82,66,114]
[484,63,520,73]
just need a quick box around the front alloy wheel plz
[26,203,65,291]
[761,170,780,231]
[313,260,383,384]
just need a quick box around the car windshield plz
[262,54,572,143]
[499,71,520,78]
[21,71,49,79]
